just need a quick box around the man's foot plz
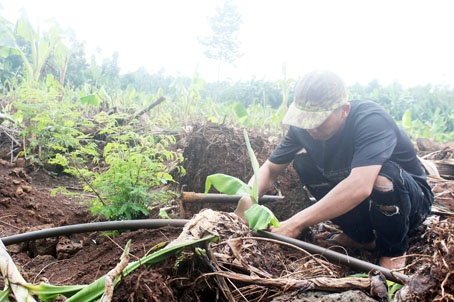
[326,233,376,251]
[379,254,406,272]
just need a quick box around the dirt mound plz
[176,122,275,193]
[175,123,310,220]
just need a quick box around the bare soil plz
[0,124,453,301]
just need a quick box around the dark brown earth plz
[0,123,453,301]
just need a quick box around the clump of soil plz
[175,123,311,220]
[0,160,91,239]
[175,122,278,198]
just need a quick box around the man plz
[235,70,433,270]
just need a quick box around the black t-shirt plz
[269,100,432,194]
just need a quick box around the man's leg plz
[370,161,432,270]
[329,200,376,248]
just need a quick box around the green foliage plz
[1,13,452,145]
[61,33,89,87]
[387,281,403,301]
[69,236,216,302]
[243,129,259,202]
[231,103,283,140]
[158,208,171,219]
[243,129,279,230]
[244,203,280,230]
[399,108,454,142]
[0,288,10,301]
[2,70,185,222]
[0,14,69,84]
[79,94,101,106]
[3,236,217,301]
[165,71,243,127]
[204,170,280,231]
[209,78,282,108]
[11,75,91,165]
[350,80,453,143]
[50,186,81,198]
[22,283,86,301]
[205,173,252,196]
[276,63,295,114]
[0,17,21,87]
[232,101,248,119]
[87,134,182,220]
[168,71,208,126]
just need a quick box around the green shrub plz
[87,136,183,220]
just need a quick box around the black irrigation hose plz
[255,230,410,284]
[0,219,189,246]
[0,219,410,284]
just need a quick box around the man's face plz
[306,105,349,141]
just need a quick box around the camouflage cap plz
[283,70,348,129]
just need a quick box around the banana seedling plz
[205,130,280,230]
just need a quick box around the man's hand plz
[270,218,302,238]
[234,196,253,223]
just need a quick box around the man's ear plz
[342,103,351,117]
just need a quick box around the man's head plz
[283,70,348,130]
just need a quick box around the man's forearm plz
[284,165,381,232]
[294,181,369,229]
[248,160,288,199]
[248,169,273,198]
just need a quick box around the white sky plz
[1,0,454,87]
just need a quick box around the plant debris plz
[401,216,454,301]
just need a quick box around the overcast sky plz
[2,0,454,87]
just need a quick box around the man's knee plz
[374,175,393,192]
[374,160,406,193]
[372,174,403,216]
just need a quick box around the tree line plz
[1,12,452,142]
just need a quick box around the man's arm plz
[248,160,289,197]
[271,165,382,238]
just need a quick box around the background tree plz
[62,34,89,87]
[199,0,242,83]
[0,13,69,84]
[100,51,120,88]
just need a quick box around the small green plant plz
[205,130,279,230]
[87,137,181,220]
[387,281,404,301]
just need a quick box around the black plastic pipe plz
[0,219,409,284]
[255,230,410,284]
[0,219,189,246]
